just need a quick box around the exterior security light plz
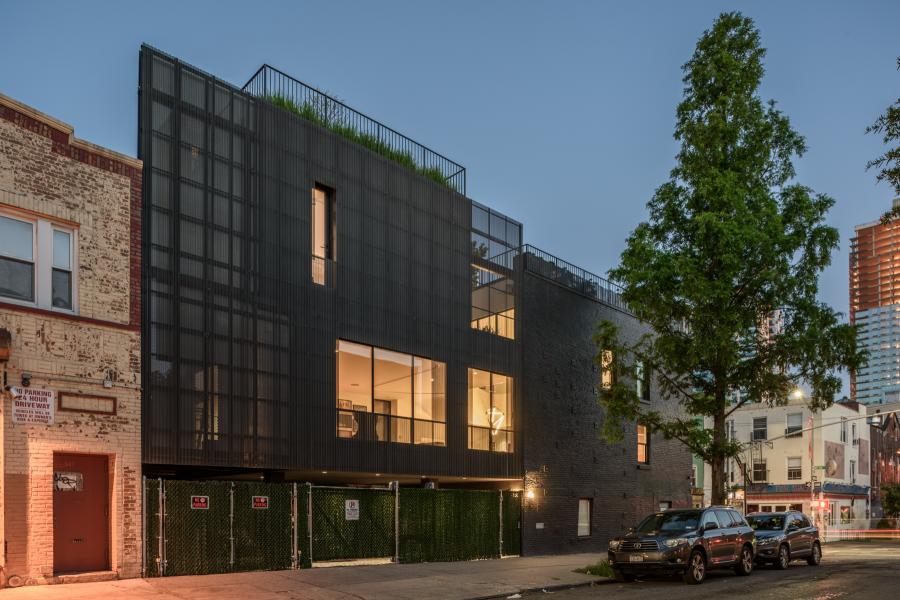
[526,490,536,499]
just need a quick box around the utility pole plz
[809,411,816,524]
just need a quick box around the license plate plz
[629,555,644,562]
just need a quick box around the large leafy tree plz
[869,57,900,223]
[595,12,864,505]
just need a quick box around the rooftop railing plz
[521,245,628,312]
[243,65,466,194]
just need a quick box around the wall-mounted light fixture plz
[21,372,32,387]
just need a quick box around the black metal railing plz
[336,409,447,446]
[467,425,515,453]
[243,65,466,194]
[521,245,627,311]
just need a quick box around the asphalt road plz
[522,540,900,600]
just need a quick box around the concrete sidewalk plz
[1,554,609,600]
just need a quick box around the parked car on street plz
[608,507,756,584]
[746,511,821,569]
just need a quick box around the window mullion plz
[35,219,53,309]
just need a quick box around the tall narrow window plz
[635,360,650,402]
[752,417,768,441]
[577,499,592,536]
[0,214,35,302]
[840,417,848,443]
[311,185,334,285]
[52,229,73,309]
[600,350,614,389]
[786,412,803,437]
[468,369,514,453]
[637,424,650,464]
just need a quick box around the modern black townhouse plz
[138,45,690,563]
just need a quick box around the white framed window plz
[786,412,803,437]
[840,417,847,443]
[577,498,592,536]
[0,210,76,312]
[787,457,802,480]
[0,213,36,302]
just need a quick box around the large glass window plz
[336,340,446,446]
[468,369,514,453]
[311,185,334,285]
[0,214,35,302]
[470,202,519,340]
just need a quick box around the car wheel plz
[613,568,635,583]
[774,544,790,570]
[683,549,706,584]
[806,542,822,566]
[734,544,754,576]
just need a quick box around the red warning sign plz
[252,496,269,509]
[191,495,209,509]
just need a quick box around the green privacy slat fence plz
[144,479,521,575]
[501,491,522,556]
[165,480,233,575]
[398,489,501,563]
[144,478,161,576]
[310,487,395,561]
[232,482,294,572]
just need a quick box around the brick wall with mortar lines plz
[0,94,142,584]
[521,271,692,556]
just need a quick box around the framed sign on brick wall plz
[58,392,117,415]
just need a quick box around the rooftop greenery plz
[264,93,450,189]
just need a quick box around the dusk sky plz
[3,1,898,394]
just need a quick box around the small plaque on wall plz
[58,393,116,415]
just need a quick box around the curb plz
[469,577,612,599]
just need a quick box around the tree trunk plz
[710,403,727,505]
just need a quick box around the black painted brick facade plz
[520,269,692,555]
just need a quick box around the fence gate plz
[144,478,298,577]
[310,486,395,561]
[399,488,500,562]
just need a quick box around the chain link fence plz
[399,488,502,562]
[311,486,395,561]
[144,479,521,576]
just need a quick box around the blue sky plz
[2,1,898,371]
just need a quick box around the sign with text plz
[252,496,269,509]
[345,499,360,520]
[11,387,55,425]
[191,495,209,510]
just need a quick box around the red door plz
[53,453,109,573]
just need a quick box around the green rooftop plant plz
[263,93,452,189]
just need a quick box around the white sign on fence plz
[345,499,360,520]
[11,387,55,425]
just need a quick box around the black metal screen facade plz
[139,45,521,480]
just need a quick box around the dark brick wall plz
[520,270,692,555]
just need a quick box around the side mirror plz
[702,522,718,532]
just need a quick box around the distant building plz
[850,201,900,404]
[867,402,900,519]
[702,398,870,532]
